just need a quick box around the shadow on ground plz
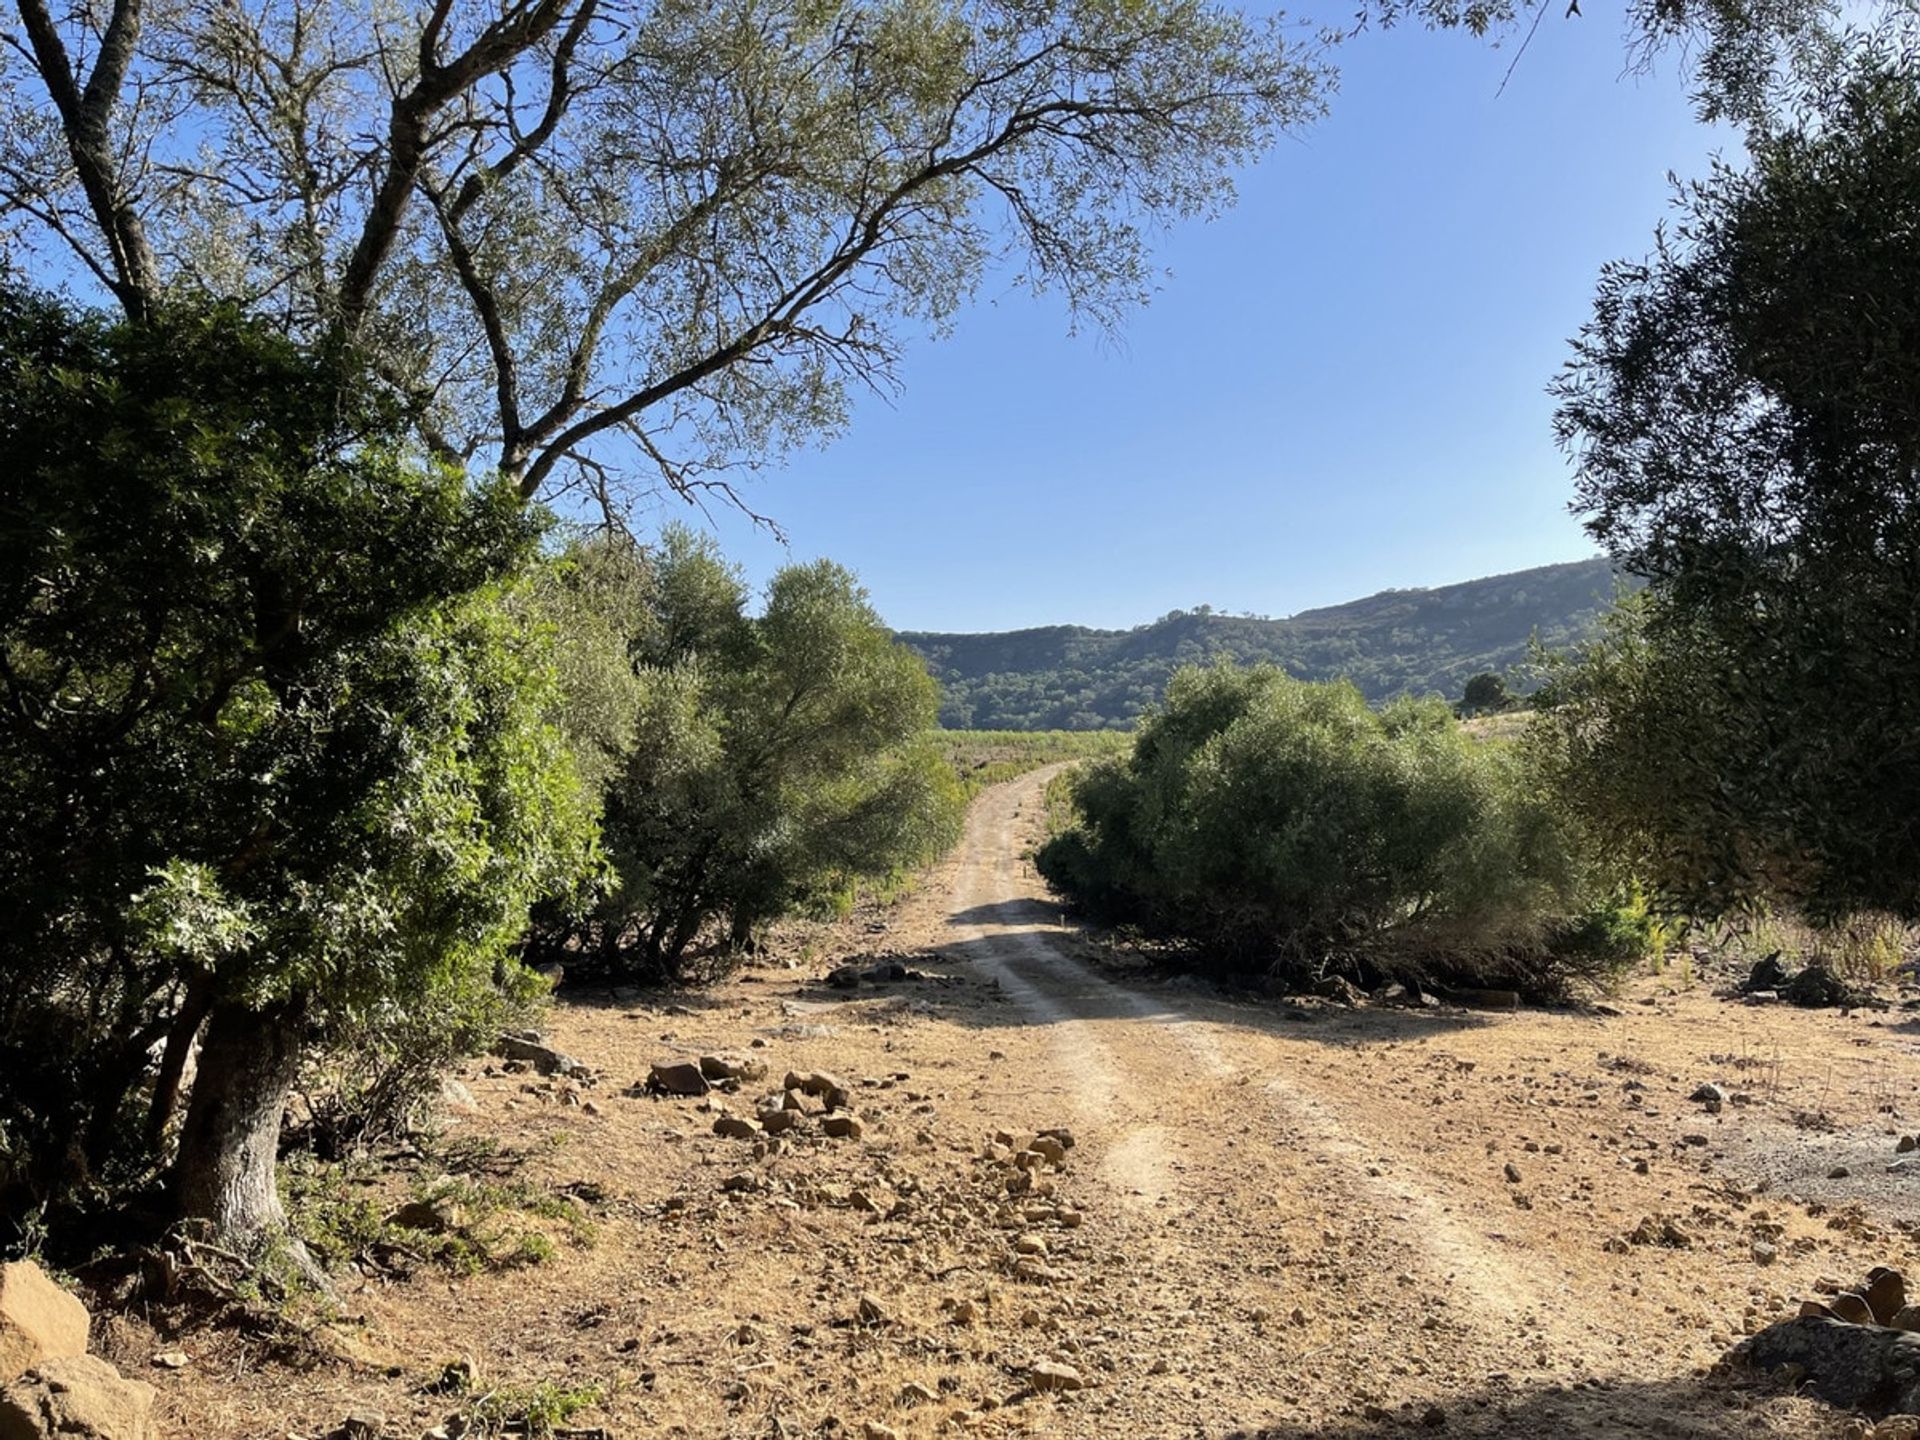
[1184,1369,1814,1439]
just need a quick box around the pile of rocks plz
[1797,1267,1915,1329]
[641,1054,877,1146]
[0,1260,155,1440]
[1732,1267,1920,1422]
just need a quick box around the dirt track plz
[133,768,1920,1438]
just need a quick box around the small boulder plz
[0,1263,88,1387]
[1869,1270,1909,1326]
[1027,1361,1086,1393]
[0,1354,156,1440]
[493,1032,583,1076]
[713,1115,761,1140]
[1735,1316,1920,1414]
[700,1054,768,1085]
[1689,1083,1728,1106]
[647,1061,710,1097]
[821,1112,864,1140]
[759,1108,804,1135]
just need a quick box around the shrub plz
[1037,664,1640,991]
[541,529,965,980]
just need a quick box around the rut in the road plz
[944,766,1580,1359]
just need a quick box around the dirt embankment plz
[123,768,1920,1438]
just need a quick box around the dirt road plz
[139,768,1918,1438]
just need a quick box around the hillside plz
[900,557,1624,729]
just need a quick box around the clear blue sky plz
[693,12,1734,633]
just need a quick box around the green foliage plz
[545,528,965,979]
[282,1155,592,1279]
[1458,671,1514,715]
[0,286,596,1215]
[900,559,1624,730]
[1546,63,1920,927]
[1037,663,1639,990]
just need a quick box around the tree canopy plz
[1540,62,1920,925]
[0,287,596,1245]
[542,529,964,979]
[2,0,1326,506]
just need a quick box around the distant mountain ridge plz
[898,557,1626,730]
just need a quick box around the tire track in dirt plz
[947,767,1583,1359]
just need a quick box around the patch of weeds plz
[282,1154,388,1272]
[282,1153,593,1281]
[466,1378,605,1437]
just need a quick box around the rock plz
[1832,1293,1877,1325]
[1893,1305,1920,1333]
[862,1423,900,1440]
[1502,1162,1522,1184]
[898,1381,938,1407]
[759,1108,804,1135]
[699,1054,768,1084]
[826,965,865,990]
[0,1355,156,1440]
[1899,1136,1918,1155]
[712,1116,761,1140]
[493,1032,582,1076]
[1873,1418,1920,1440]
[1690,1083,1728,1105]
[1012,1257,1061,1283]
[1753,1242,1778,1266]
[1037,1127,1076,1151]
[0,1264,88,1387]
[335,1410,385,1440]
[1744,953,1790,994]
[147,1353,187,1371]
[1832,1166,1854,1180]
[438,1077,478,1115]
[856,1294,889,1327]
[647,1061,710,1096]
[1421,1405,1448,1429]
[943,1298,979,1326]
[1027,1361,1086,1393]
[1026,1135,1068,1167]
[821,1112,864,1140]
[1869,1271,1909,1325]
[1734,1316,1920,1414]
[387,1197,464,1234]
[785,1071,855,1111]
[1784,964,1864,1009]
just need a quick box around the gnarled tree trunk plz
[171,999,303,1250]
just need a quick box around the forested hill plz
[899,557,1624,730]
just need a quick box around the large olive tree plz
[1537,62,1920,925]
[2,0,1327,506]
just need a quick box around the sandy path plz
[917,767,1874,1436]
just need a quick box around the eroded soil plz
[117,768,1920,1438]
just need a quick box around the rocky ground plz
[104,768,1920,1438]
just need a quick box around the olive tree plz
[546,529,964,979]
[0,287,596,1250]
[2,0,1328,505]
[1540,62,1920,925]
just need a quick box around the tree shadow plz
[815,922,1510,1048]
[1181,1368,1814,1438]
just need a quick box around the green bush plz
[1037,664,1640,991]
[540,529,965,980]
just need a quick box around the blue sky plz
[695,11,1734,633]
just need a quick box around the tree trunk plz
[171,999,303,1250]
